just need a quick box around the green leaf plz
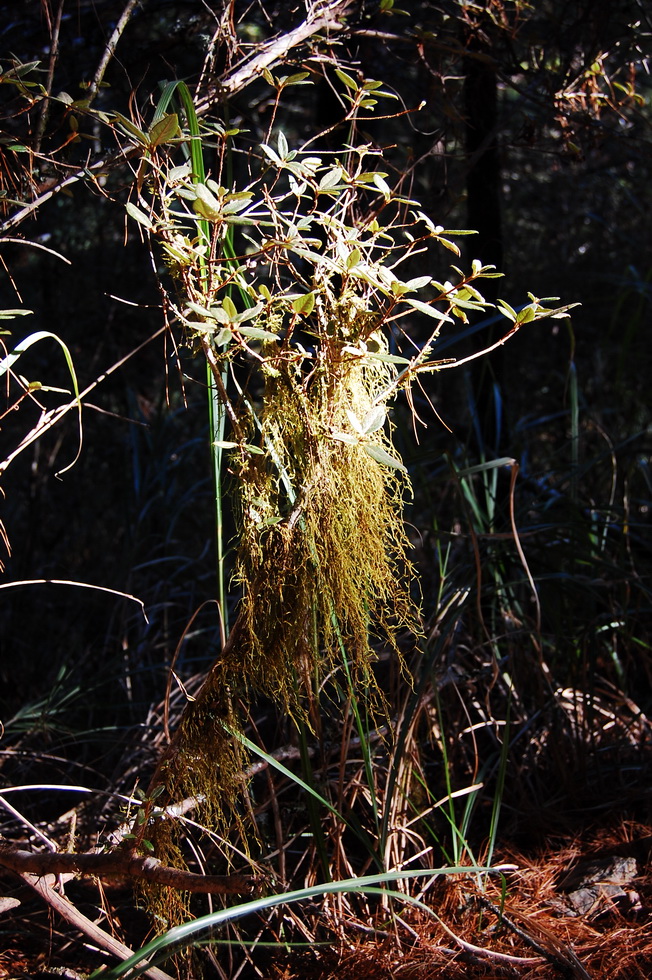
[148,112,179,147]
[111,112,148,145]
[168,162,192,182]
[496,299,517,322]
[404,275,432,290]
[221,192,254,215]
[125,202,153,230]
[361,405,386,434]
[346,409,364,434]
[318,167,344,191]
[356,171,389,184]
[435,236,460,256]
[373,173,391,198]
[515,305,537,325]
[236,302,264,323]
[192,183,223,220]
[278,130,288,159]
[222,295,237,319]
[366,351,411,365]
[261,142,282,166]
[335,68,359,92]
[331,431,359,445]
[238,325,280,341]
[346,247,361,269]
[0,309,33,319]
[214,440,265,455]
[292,292,315,316]
[282,72,311,86]
[404,298,453,323]
[186,300,216,319]
[363,443,407,473]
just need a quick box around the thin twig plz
[34,0,64,153]
[88,0,143,103]
[0,324,165,476]
[0,146,140,234]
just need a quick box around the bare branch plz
[0,146,140,235]
[88,0,142,103]
[16,868,175,980]
[0,843,256,895]
[195,0,354,110]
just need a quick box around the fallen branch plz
[0,843,256,895]
[17,869,174,980]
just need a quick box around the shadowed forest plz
[0,1,651,978]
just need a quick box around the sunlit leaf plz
[221,192,254,215]
[373,173,391,198]
[335,68,359,92]
[404,298,453,323]
[0,309,33,319]
[363,443,407,473]
[238,325,280,341]
[361,405,386,434]
[186,300,216,319]
[193,183,222,220]
[261,142,282,166]
[404,275,432,290]
[237,302,264,322]
[222,295,238,319]
[515,305,537,325]
[496,299,517,322]
[346,409,364,434]
[125,202,153,230]
[148,113,179,147]
[111,112,148,144]
[283,72,311,86]
[331,431,359,445]
[318,168,344,191]
[346,248,361,269]
[214,440,265,454]
[292,292,315,315]
[366,351,411,365]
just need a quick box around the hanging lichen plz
[116,77,572,924]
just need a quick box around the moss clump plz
[146,293,419,884]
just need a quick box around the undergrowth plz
[0,7,650,980]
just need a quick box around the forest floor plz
[2,807,652,980]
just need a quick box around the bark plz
[0,841,255,895]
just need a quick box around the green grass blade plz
[90,866,497,979]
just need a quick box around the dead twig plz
[0,843,256,895]
[88,0,142,103]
